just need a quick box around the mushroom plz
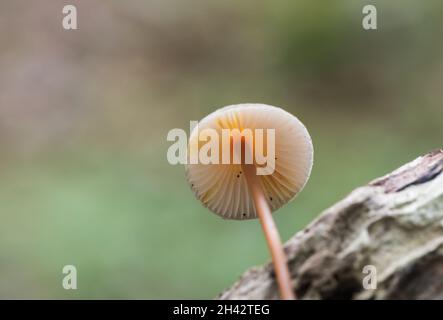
[186,103,313,299]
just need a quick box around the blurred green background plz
[0,0,442,298]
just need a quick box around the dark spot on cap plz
[237,174,240,178]
[270,197,273,201]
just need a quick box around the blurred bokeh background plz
[0,0,442,298]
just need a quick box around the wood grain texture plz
[217,149,443,300]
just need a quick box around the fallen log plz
[217,149,443,300]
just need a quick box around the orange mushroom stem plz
[241,137,295,300]
[242,163,295,299]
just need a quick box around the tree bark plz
[217,149,443,300]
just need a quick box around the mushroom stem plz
[242,163,296,300]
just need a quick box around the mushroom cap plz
[186,103,313,220]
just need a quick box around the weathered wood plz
[217,149,443,300]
